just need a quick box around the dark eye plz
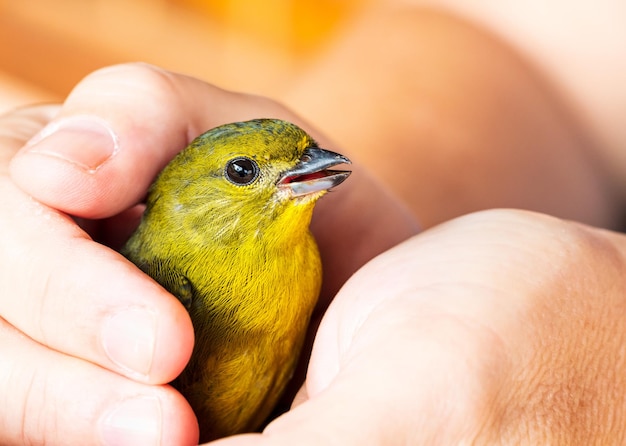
[225,157,259,185]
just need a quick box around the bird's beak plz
[278,147,352,197]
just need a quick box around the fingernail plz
[100,396,162,446]
[25,115,119,172]
[102,307,156,377]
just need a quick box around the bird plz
[121,118,351,441]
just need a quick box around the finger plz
[8,62,419,293]
[0,316,198,446]
[298,209,626,445]
[1,107,194,384]
[0,104,60,169]
[210,235,506,446]
[210,303,494,446]
[8,63,305,219]
[211,210,561,446]
[0,176,194,384]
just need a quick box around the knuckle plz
[0,339,61,445]
[72,62,184,113]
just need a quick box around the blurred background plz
[0,0,374,113]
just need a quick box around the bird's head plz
[146,119,351,244]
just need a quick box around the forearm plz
[410,0,626,193]
[283,6,623,229]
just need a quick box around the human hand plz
[0,103,198,445]
[211,209,626,445]
[2,63,417,445]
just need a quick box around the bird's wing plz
[160,265,195,310]
[140,257,195,310]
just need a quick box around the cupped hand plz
[212,209,626,445]
[2,63,417,445]
[0,103,198,445]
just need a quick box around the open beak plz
[278,147,351,197]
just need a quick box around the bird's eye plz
[225,157,260,185]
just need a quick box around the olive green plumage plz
[122,119,350,441]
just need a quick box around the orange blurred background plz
[0,0,373,113]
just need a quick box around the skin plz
[218,210,626,445]
[282,4,623,229]
[1,1,626,444]
[0,66,416,445]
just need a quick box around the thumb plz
[9,63,244,219]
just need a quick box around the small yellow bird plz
[122,119,350,441]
